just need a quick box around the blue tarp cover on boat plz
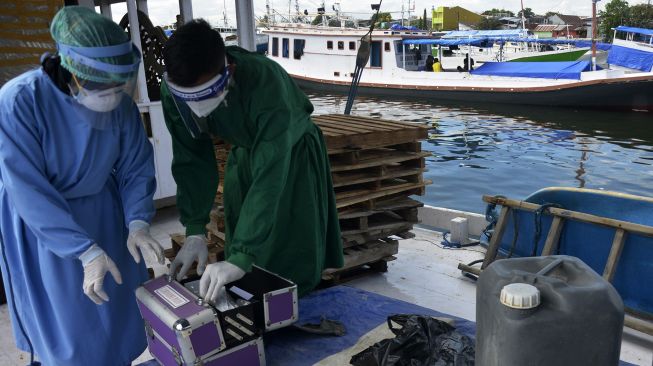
[390,24,421,31]
[607,44,653,71]
[471,61,592,80]
[402,38,488,46]
[615,26,653,36]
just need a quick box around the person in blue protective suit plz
[0,7,163,366]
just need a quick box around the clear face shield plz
[57,41,141,113]
[163,62,231,139]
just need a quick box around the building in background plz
[431,6,482,31]
[547,14,586,38]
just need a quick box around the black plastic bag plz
[350,314,475,366]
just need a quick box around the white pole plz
[127,0,150,103]
[137,0,149,16]
[76,0,95,9]
[99,0,113,19]
[235,0,257,52]
[402,44,406,69]
[179,0,193,24]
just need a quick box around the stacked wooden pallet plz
[315,114,431,281]
[165,114,431,282]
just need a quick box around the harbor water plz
[309,93,653,214]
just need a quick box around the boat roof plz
[402,37,599,48]
[443,29,528,39]
[615,26,653,36]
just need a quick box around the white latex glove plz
[200,261,245,304]
[169,235,208,280]
[81,245,123,305]
[127,220,164,265]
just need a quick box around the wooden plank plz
[330,150,430,172]
[336,180,431,209]
[316,125,354,135]
[317,114,429,131]
[332,167,425,188]
[315,118,381,133]
[482,196,653,237]
[625,314,653,336]
[541,216,565,256]
[603,229,627,282]
[322,240,399,277]
[338,197,424,219]
[316,115,397,131]
[342,223,414,247]
[481,206,511,269]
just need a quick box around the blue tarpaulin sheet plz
[137,285,636,365]
[390,24,421,31]
[471,61,592,79]
[607,44,653,72]
[615,26,653,36]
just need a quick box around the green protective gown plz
[161,46,343,296]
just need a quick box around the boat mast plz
[592,0,601,71]
[520,0,526,31]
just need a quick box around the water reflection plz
[308,93,653,213]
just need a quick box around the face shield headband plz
[164,65,230,103]
[56,41,142,76]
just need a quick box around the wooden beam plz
[483,195,653,237]
[603,229,627,282]
[481,206,511,269]
[625,314,653,336]
[541,216,565,256]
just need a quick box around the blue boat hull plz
[494,187,653,317]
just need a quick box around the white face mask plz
[185,90,229,117]
[72,84,125,113]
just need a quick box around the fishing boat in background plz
[264,24,653,111]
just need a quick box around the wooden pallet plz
[313,114,430,152]
[322,239,399,283]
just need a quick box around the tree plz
[599,0,630,41]
[545,11,559,17]
[628,4,653,29]
[476,17,503,30]
[311,14,323,25]
[423,8,428,30]
[371,12,392,25]
[482,8,515,17]
[518,7,535,19]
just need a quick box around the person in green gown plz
[161,20,343,300]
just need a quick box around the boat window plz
[327,41,333,49]
[338,41,344,50]
[384,42,391,52]
[349,41,356,50]
[369,40,382,67]
[334,72,340,77]
[293,39,305,60]
[272,37,279,57]
[282,38,289,58]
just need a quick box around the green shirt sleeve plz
[160,83,218,237]
[225,62,301,272]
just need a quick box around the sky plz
[108,0,653,28]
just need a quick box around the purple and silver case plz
[135,276,226,366]
[203,337,266,366]
[230,265,299,331]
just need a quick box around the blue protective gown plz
[0,69,156,365]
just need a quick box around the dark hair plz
[434,58,439,62]
[163,19,225,86]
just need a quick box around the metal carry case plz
[135,276,228,365]
[202,337,265,366]
[229,265,299,331]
